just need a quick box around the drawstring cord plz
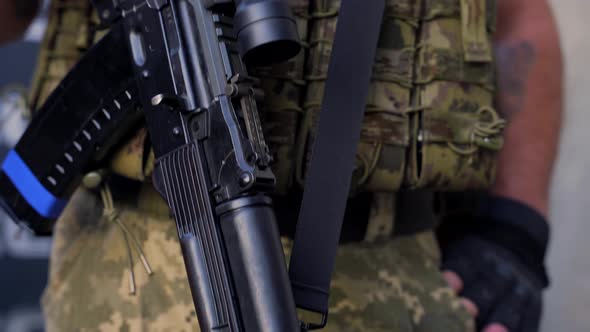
[447,106,506,156]
[99,184,152,295]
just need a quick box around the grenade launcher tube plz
[217,195,300,331]
[179,194,301,332]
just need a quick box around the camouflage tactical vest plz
[256,0,504,195]
[30,0,504,195]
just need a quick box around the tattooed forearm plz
[491,0,563,215]
[495,41,536,120]
[13,0,40,19]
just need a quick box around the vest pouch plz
[406,81,504,190]
[352,115,408,193]
[402,6,502,191]
[353,77,411,192]
[297,6,416,193]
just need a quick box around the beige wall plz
[542,1,590,331]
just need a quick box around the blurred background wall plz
[542,0,590,331]
[0,2,49,332]
[0,0,588,331]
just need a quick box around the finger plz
[482,323,509,332]
[460,297,479,318]
[443,270,464,292]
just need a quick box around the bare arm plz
[0,0,40,45]
[491,0,563,217]
[442,3,563,331]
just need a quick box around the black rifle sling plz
[289,0,386,319]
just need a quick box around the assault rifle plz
[0,0,302,331]
[0,0,388,329]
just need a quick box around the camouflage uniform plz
[33,0,503,331]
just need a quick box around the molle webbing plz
[384,0,496,40]
[274,0,504,196]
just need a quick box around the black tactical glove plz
[441,196,550,332]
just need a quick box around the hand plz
[441,236,546,332]
[439,196,550,332]
[443,270,509,332]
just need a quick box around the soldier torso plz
[31,0,502,204]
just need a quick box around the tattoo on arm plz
[13,0,40,19]
[495,41,536,120]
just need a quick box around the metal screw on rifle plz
[239,172,253,187]
[142,70,150,79]
[172,127,181,136]
[151,94,164,106]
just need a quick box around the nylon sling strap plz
[288,0,386,324]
